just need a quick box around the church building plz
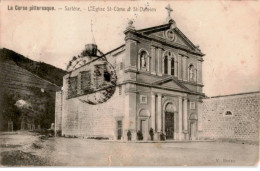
[55,5,205,141]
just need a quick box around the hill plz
[0,48,67,86]
[0,48,67,131]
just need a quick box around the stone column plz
[157,94,162,132]
[182,56,187,81]
[151,46,156,75]
[168,58,171,75]
[157,48,162,76]
[178,97,183,140]
[183,98,188,140]
[151,93,156,130]
[178,55,182,80]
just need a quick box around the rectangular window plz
[140,95,148,104]
[190,102,196,109]
[94,64,104,88]
[68,76,78,98]
[119,86,122,95]
[81,71,92,94]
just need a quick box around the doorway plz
[165,112,174,139]
[140,119,147,139]
[190,121,196,140]
[117,120,122,140]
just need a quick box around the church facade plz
[55,11,205,141]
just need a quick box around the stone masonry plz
[198,92,260,141]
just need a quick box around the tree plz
[0,92,21,131]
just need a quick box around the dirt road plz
[0,131,259,166]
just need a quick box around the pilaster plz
[174,57,178,77]
[182,56,187,81]
[157,94,162,132]
[197,61,203,84]
[124,39,138,72]
[147,56,150,71]
[178,55,182,80]
[183,98,188,140]
[157,48,162,76]
[167,58,171,75]
[124,83,137,140]
[151,46,156,75]
[178,97,183,140]
[151,93,156,130]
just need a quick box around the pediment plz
[137,23,202,54]
[149,29,192,48]
[152,76,190,92]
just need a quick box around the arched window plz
[139,50,150,71]
[163,51,177,76]
[171,58,175,76]
[225,111,233,116]
[188,64,196,82]
[140,51,147,69]
[223,110,233,117]
[164,56,168,74]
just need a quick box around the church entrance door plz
[165,112,174,139]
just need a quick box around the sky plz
[1,0,259,96]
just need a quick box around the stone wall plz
[198,92,260,141]
[58,85,125,139]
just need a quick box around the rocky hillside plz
[0,48,67,131]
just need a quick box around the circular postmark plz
[66,44,117,105]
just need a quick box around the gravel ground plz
[0,131,259,166]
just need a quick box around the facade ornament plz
[165,4,176,28]
[127,19,135,30]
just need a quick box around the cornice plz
[121,80,204,96]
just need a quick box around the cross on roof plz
[165,4,173,18]
[90,20,96,44]
[91,20,93,32]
